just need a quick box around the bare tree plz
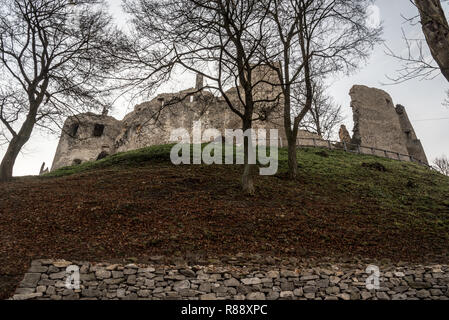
[259,0,381,178]
[434,155,449,175]
[386,0,449,103]
[124,0,279,194]
[415,0,449,81]
[0,0,126,182]
[0,88,26,147]
[298,81,344,140]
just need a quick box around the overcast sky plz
[2,0,448,177]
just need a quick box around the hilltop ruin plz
[51,68,319,171]
[51,79,428,171]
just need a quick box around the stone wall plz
[349,85,428,164]
[11,259,449,300]
[51,82,429,171]
[51,113,122,170]
[396,104,429,164]
[350,85,409,155]
[51,67,316,171]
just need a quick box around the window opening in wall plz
[70,123,79,137]
[93,124,105,137]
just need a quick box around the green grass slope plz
[46,143,449,234]
[47,143,449,214]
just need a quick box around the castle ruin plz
[51,67,320,170]
[349,85,428,165]
[51,79,428,170]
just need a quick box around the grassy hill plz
[1,144,449,298]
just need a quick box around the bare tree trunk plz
[1,139,22,182]
[0,128,33,182]
[281,54,299,180]
[314,109,323,137]
[242,118,256,195]
[283,20,314,180]
[0,107,37,182]
[285,86,299,179]
[415,0,449,82]
[242,162,256,195]
[287,136,297,179]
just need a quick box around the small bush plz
[362,161,387,172]
[315,150,329,158]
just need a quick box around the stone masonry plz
[396,104,429,164]
[51,68,320,171]
[339,125,352,145]
[350,85,428,164]
[11,259,449,300]
[51,82,428,170]
[51,113,122,169]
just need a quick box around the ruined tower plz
[51,113,121,170]
[395,104,428,165]
[350,85,409,155]
[349,85,428,164]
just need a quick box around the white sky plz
[2,0,448,177]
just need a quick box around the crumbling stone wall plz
[114,89,240,153]
[349,85,427,163]
[339,125,352,145]
[51,113,122,170]
[51,68,314,170]
[52,83,428,171]
[396,104,429,165]
[350,85,409,155]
